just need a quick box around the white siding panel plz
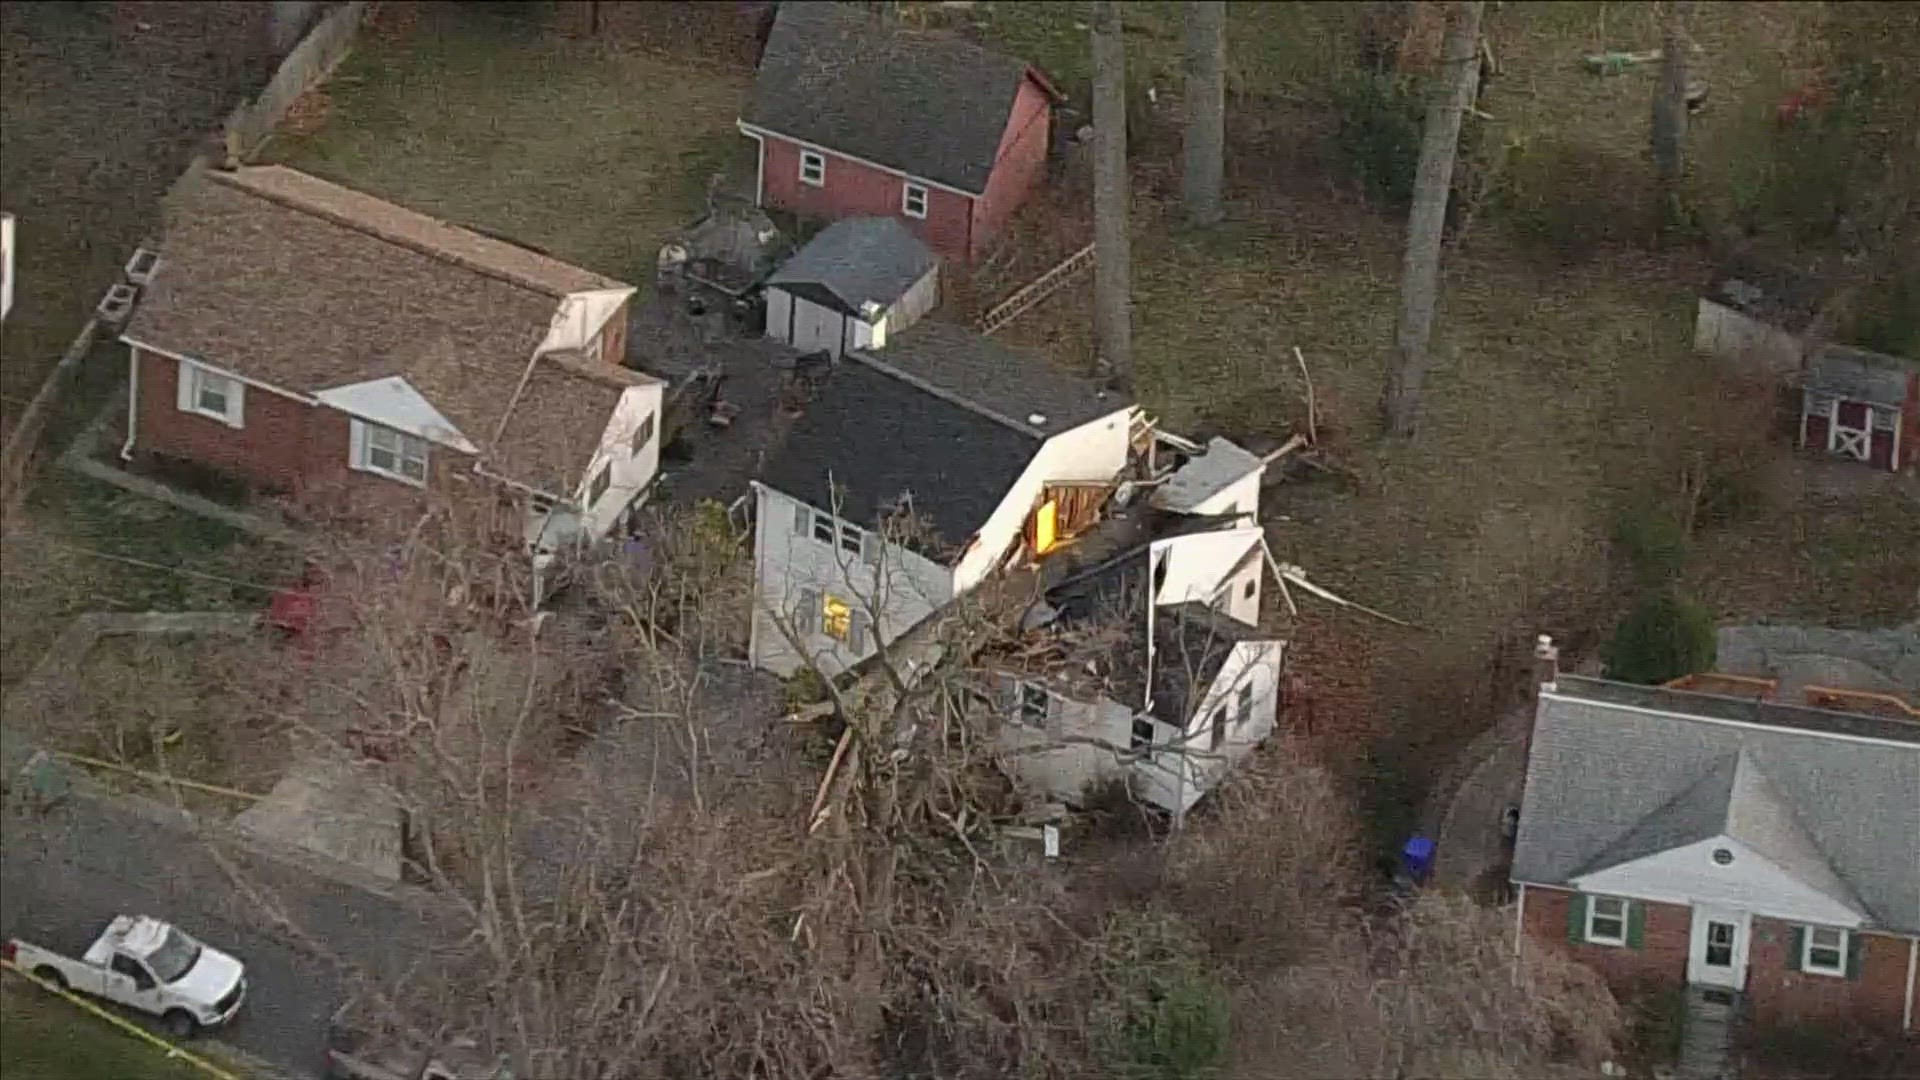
[572,381,665,541]
[999,690,1135,804]
[1572,836,1872,927]
[765,288,795,346]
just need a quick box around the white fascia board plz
[119,334,317,404]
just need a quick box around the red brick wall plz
[132,347,317,494]
[758,135,975,264]
[969,74,1053,262]
[1522,885,1917,1032]
[1745,919,1912,1032]
[1522,885,1690,993]
[131,348,464,520]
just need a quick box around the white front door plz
[1687,906,1751,990]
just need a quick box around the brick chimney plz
[1532,633,1559,698]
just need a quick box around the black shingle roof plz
[745,3,1042,195]
[758,359,1040,545]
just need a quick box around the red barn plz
[1798,345,1920,473]
[737,4,1059,266]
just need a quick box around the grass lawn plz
[0,975,213,1080]
[1,473,299,689]
[262,2,753,283]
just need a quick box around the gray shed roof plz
[1805,344,1920,408]
[1513,676,1920,934]
[1704,259,1829,333]
[767,217,936,317]
[744,3,1046,194]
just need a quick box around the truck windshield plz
[146,928,202,984]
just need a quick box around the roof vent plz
[1028,412,1048,426]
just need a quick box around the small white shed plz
[764,217,938,359]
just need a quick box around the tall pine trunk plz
[1092,1,1133,383]
[1380,0,1484,440]
[1182,1,1227,227]
[1651,2,1691,230]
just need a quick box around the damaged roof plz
[1513,675,1920,934]
[768,217,936,317]
[127,166,646,499]
[758,323,1129,545]
[744,3,1050,194]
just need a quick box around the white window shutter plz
[348,419,367,470]
[176,361,197,413]
[225,379,245,429]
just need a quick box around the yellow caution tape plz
[46,750,265,802]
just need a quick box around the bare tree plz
[1092,0,1134,383]
[1650,1,1692,230]
[1380,0,1485,440]
[1182,1,1228,227]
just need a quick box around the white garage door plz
[789,295,847,358]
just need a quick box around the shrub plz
[1093,911,1231,1080]
[1610,506,1689,586]
[1602,590,1716,685]
[1330,72,1424,206]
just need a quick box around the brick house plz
[1513,674,1920,1034]
[120,166,662,558]
[737,3,1059,265]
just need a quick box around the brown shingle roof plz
[489,352,655,498]
[126,167,645,500]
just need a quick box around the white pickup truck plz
[3,914,247,1037]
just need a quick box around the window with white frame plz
[588,462,613,507]
[1130,715,1156,753]
[1802,926,1848,976]
[799,150,826,187]
[352,421,429,485]
[902,182,928,219]
[1018,682,1050,727]
[177,361,244,427]
[794,504,876,562]
[1585,896,1628,946]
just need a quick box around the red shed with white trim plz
[1798,344,1920,473]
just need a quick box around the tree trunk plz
[1380,0,1484,440]
[1650,2,1691,230]
[1092,1,1134,383]
[1182,1,1228,227]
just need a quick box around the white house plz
[764,217,939,359]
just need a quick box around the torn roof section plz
[1152,436,1265,515]
[768,217,936,317]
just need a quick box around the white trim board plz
[737,120,982,200]
[121,334,319,404]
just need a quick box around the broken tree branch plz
[1292,346,1319,446]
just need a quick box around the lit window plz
[355,422,429,485]
[1585,896,1628,946]
[1802,926,1847,976]
[902,182,928,219]
[799,151,825,187]
[822,594,852,640]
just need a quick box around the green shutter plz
[1567,894,1589,944]
[1626,902,1646,949]
[1845,932,1864,981]
[1787,926,1805,972]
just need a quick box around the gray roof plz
[757,357,1039,546]
[1151,437,1264,514]
[1704,258,1828,332]
[1805,344,1920,408]
[1714,621,1920,698]
[1514,675,1920,934]
[745,3,1044,194]
[767,217,936,317]
[860,321,1131,439]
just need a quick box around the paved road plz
[1,787,457,1076]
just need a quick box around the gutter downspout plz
[120,348,139,461]
[1904,936,1916,1032]
[1511,882,1528,985]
